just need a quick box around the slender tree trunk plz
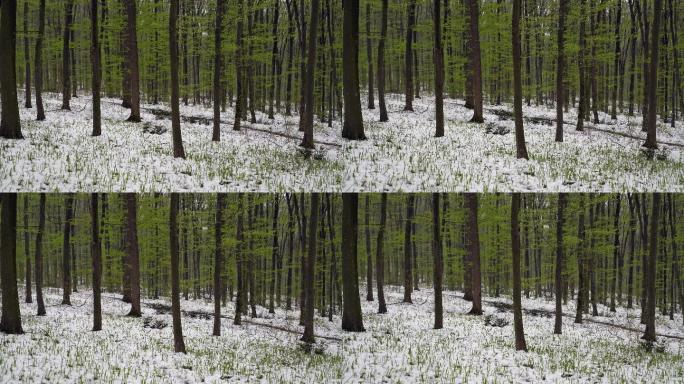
[512,0,529,159]
[91,0,102,136]
[34,0,46,121]
[0,194,24,334]
[644,0,662,151]
[213,194,226,336]
[269,196,280,314]
[0,0,23,138]
[511,193,527,351]
[234,194,245,325]
[577,0,588,131]
[124,0,141,121]
[376,193,388,314]
[212,0,227,141]
[610,195,622,312]
[300,0,320,150]
[403,0,416,111]
[342,0,366,140]
[554,193,567,334]
[91,194,102,331]
[169,0,186,158]
[125,194,141,317]
[62,194,74,305]
[302,194,319,344]
[466,0,483,122]
[23,196,31,303]
[611,1,622,120]
[466,193,482,315]
[642,193,659,342]
[35,193,46,316]
[365,2,374,109]
[434,0,445,137]
[233,0,245,131]
[432,193,444,329]
[268,0,280,119]
[23,0,31,109]
[555,0,568,141]
[377,0,389,122]
[170,194,186,353]
[403,194,414,303]
[61,0,74,110]
[341,193,365,332]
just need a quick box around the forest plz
[0,0,683,191]
[0,193,683,382]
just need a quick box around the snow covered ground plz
[1,92,683,192]
[1,285,683,383]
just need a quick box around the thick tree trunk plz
[62,194,74,305]
[0,0,23,138]
[434,0,445,137]
[376,193,388,314]
[512,0,529,159]
[124,0,141,121]
[34,0,46,121]
[466,193,482,315]
[23,196,31,303]
[170,194,186,353]
[554,193,567,334]
[212,0,227,141]
[511,193,527,351]
[61,0,75,110]
[642,193,659,342]
[432,193,444,329]
[341,193,365,332]
[300,0,320,150]
[35,193,46,316]
[0,194,24,334]
[213,193,226,336]
[91,194,102,331]
[644,0,662,151]
[466,0,483,123]
[23,0,31,109]
[91,0,102,136]
[403,194,414,303]
[403,0,416,111]
[377,0,389,122]
[342,0,366,140]
[302,193,319,344]
[365,196,373,301]
[365,3,374,109]
[125,194,141,317]
[169,0,186,158]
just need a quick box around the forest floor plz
[1,92,683,192]
[1,285,683,383]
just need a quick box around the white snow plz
[1,92,683,192]
[1,285,683,383]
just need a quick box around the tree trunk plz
[0,194,24,334]
[341,193,365,332]
[376,193,388,314]
[91,193,102,331]
[610,195,622,312]
[432,193,444,329]
[644,0,662,151]
[234,194,245,325]
[61,0,74,110]
[170,194,186,353]
[302,193,319,344]
[554,193,567,334]
[169,0,186,158]
[642,193,659,342]
[0,0,23,138]
[23,0,31,109]
[212,0,227,141]
[611,0,622,120]
[62,194,74,305]
[34,0,46,121]
[466,0,483,122]
[233,0,245,131]
[342,0,366,140]
[124,0,141,121]
[365,2,374,109]
[213,194,226,336]
[434,0,445,137]
[576,0,587,131]
[512,0,529,159]
[403,194,414,303]
[300,0,320,150]
[365,195,373,301]
[511,193,527,351]
[377,0,389,122]
[91,0,102,136]
[35,193,46,316]
[403,0,416,111]
[269,196,280,314]
[125,194,141,317]
[268,0,280,119]
[466,193,482,315]
[23,196,31,303]
[555,0,568,141]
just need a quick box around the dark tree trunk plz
[23,0,31,109]
[23,196,31,303]
[91,0,102,136]
[403,0,416,111]
[62,194,75,305]
[511,193,527,351]
[212,0,227,141]
[124,0,141,121]
[432,193,444,329]
[285,194,294,310]
[170,194,186,353]
[433,0,445,137]
[627,194,636,308]
[169,0,186,158]
[554,193,567,334]
[644,0,662,151]
[269,196,280,314]
[555,0,568,141]
[35,193,46,316]
[268,0,280,119]
[610,195,622,312]
[34,0,46,121]
[466,0,483,123]
[0,0,23,138]
[512,0,529,159]
[376,193,388,314]
[365,3,374,110]
[642,193,659,342]
[234,194,245,325]
[575,194,586,323]
[233,0,245,131]
[365,195,373,301]
[213,194,226,336]
[377,0,389,122]
[61,0,74,110]
[403,194,414,303]
[302,193,319,344]
[466,193,482,315]
[0,194,24,334]
[611,0,622,120]
[125,194,141,317]
[577,0,588,131]
[341,193,365,332]
[300,0,320,150]
[91,193,102,331]
[341,0,366,140]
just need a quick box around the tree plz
[466,193,482,315]
[300,0,321,150]
[268,0,280,119]
[555,0,568,142]
[643,193,660,342]
[0,194,24,334]
[466,0,483,123]
[302,193,319,344]
[341,193,364,332]
[35,193,46,316]
[34,0,46,121]
[170,193,186,353]
[0,0,23,139]
[365,196,373,301]
[169,0,186,158]
[433,0,445,137]
[403,194,415,303]
[432,193,443,329]
[91,193,102,331]
[125,194,141,317]
[62,194,75,305]
[576,0,588,132]
[61,0,75,110]
[511,193,527,351]
[403,0,417,111]
[123,0,141,122]
[376,0,389,122]
[91,0,102,136]
[575,194,587,324]
[342,0,366,140]
[234,193,245,325]
[23,0,31,109]
[233,0,245,131]
[554,193,566,334]
[23,196,31,303]
[512,0,529,159]
[365,2,374,110]
[643,0,662,151]
[376,193,388,314]
[212,0,227,141]
[213,193,226,336]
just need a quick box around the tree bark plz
[0,194,24,334]
[213,194,226,336]
[62,194,74,305]
[511,193,527,351]
[554,193,567,334]
[91,194,102,331]
[124,0,141,121]
[23,196,31,303]
[302,193,319,344]
[555,0,568,141]
[342,0,366,140]
[366,2,374,109]
[644,0,662,151]
[23,0,31,109]
[341,193,365,332]
[377,0,389,122]
[466,0,483,123]
[403,0,416,111]
[125,194,141,317]
[300,0,320,150]
[643,193,659,342]
[169,0,186,158]
[61,0,74,110]
[365,195,373,301]
[0,0,23,138]
[512,0,529,159]
[466,193,482,315]
[403,194,414,303]
[170,194,186,353]
[432,193,444,329]
[212,0,227,141]
[91,0,102,136]
[34,0,46,121]
[434,0,445,136]
[35,193,46,316]
[376,193,388,314]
